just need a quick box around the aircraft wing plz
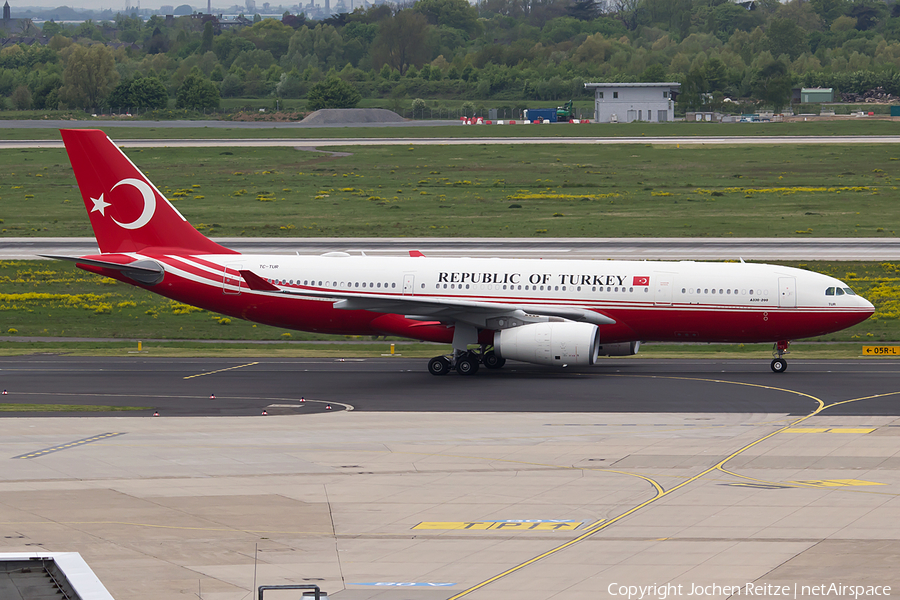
[239,270,614,328]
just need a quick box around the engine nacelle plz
[495,322,599,367]
[597,341,641,356]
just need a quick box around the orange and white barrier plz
[460,117,591,124]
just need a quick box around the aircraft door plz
[654,273,674,305]
[223,264,243,295]
[779,277,796,308]
[403,274,415,295]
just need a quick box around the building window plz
[663,92,668,98]
[598,91,604,99]
[613,91,618,99]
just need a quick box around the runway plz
[2,356,900,600]
[6,135,900,150]
[5,236,900,260]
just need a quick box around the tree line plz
[3,0,900,113]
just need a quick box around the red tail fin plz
[60,129,235,255]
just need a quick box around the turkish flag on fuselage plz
[633,276,650,286]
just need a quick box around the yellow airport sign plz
[863,346,900,356]
[413,521,582,531]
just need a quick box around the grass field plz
[4,119,900,140]
[0,259,897,343]
[2,143,899,239]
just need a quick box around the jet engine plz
[494,322,600,367]
[597,341,641,356]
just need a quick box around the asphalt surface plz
[2,119,458,129]
[8,135,900,149]
[6,236,900,260]
[2,356,898,417]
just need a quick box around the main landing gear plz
[771,340,790,373]
[427,348,506,376]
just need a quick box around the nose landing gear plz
[771,340,790,373]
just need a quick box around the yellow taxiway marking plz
[783,428,876,433]
[413,522,582,531]
[790,479,885,487]
[13,433,125,459]
[447,379,900,600]
[183,362,259,379]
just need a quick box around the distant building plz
[584,82,680,123]
[801,88,834,103]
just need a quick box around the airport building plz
[584,82,680,123]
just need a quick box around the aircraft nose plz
[861,295,875,313]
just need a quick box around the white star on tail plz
[91,193,111,216]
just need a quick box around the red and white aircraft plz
[49,129,874,375]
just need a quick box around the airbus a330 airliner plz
[48,129,874,375]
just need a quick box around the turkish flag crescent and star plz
[633,276,650,286]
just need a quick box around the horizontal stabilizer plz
[239,269,280,292]
[41,254,165,285]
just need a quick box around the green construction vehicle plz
[556,100,574,121]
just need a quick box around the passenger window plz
[749,289,753,295]
[704,289,708,294]
[727,289,731,295]
[392,283,396,288]
[711,289,716,294]
[836,288,844,296]
[682,288,686,293]
[304,280,308,285]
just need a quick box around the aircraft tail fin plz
[60,129,235,256]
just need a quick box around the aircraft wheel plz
[771,358,787,373]
[483,351,506,369]
[428,356,451,376]
[456,355,479,376]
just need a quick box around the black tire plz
[428,356,451,376]
[456,355,478,376]
[771,358,787,373]
[483,351,506,369]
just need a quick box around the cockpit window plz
[835,288,844,296]
[825,287,835,296]
[843,287,856,296]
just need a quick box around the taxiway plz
[2,357,900,599]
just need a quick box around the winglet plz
[238,269,280,292]
[409,250,425,257]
